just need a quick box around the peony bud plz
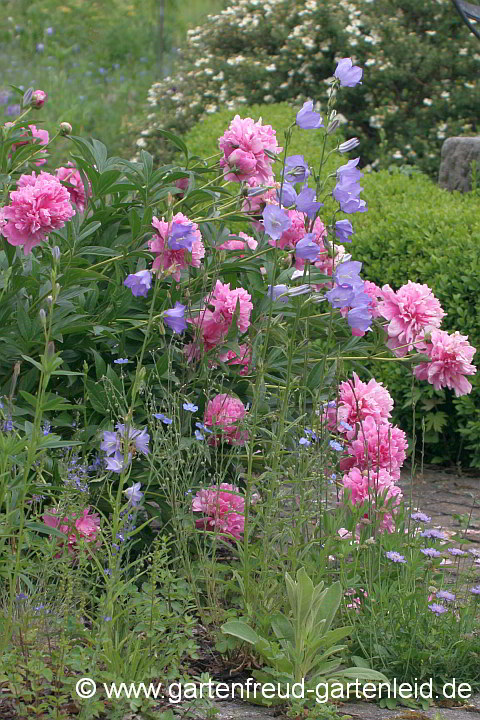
[59,122,72,136]
[31,90,47,109]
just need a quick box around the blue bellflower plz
[296,100,324,129]
[163,302,187,334]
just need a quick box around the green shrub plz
[138,0,480,177]
[353,168,480,467]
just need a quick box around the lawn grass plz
[0,0,225,166]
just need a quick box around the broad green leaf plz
[221,620,259,645]
[26,521,67,539]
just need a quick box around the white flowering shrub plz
[138,0,479,176]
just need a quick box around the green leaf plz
[221,620,260,645]
[271,613,295,647]
[26,521,67,539]
[156,130,189,160]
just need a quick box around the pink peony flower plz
[337,373,394,429]
[363,280,383,318]
[341,466,402,506]
[379,281,446,357]
[204,393,248,445]
[55,163,91,212]
[149,212,205,281]
[189,280,253,352]
[192,482,245,538]
[345,416,407,480]
[413,329,476,396]
[12,124,49,166]
[218,231,258,253]
[218,343,252,375]
[219,115,282,184]
[1,171,75,254]
[31,90,47,109]
[43,506,101,556]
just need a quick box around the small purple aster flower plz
[436,590,456,602]
[295,234,320,262]
[421,548,442,558]
[428,603,448,615]
[296,100,324,129]
[262,205,292,240]
[469,549,480,558]
[329,440,343,452]
[421,529,447,540]
[284,154,310,183]
[448,548,467,556]
[104,616,112,622]
[124,269,152,298]
[304,428,318,441]
[340,421,353,431]
[163,302,187,334]
[299,437,311,447]
[183,402,198,412]
[469,585,480,595]
[154,413,173,425]
[114,358,130,364]
[16,593,28,601]
[385,551,406,564]
[334,58,363,87]
[411,512,431,523]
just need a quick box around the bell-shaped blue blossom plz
[267,284,290,303]
[295,234,319,262]
[347,289,373,333]
[296,100,324,129]
[183,402,198,412]
[296,186,322,219]
[262,204,292,240]
[163,302,187,334]
[124,482,144,506]
[333,260,363,286]
[284,155,310,183]
[325,283,356,308]
[334,58,363,87]
[337,157,363,185]
[340,196,368,214]
[168,222,196,251]
[339,138,360,154]
[154,413,173,425]
[124,269,152,298]
[277,182,297,207]
[334,219,354,243]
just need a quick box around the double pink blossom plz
[379,281,445,357]
[203,393,248,446]
[43,507,101,556]
[342,415,407,481]
[219,115,282,183]
[149,212,205,281]
[413,329,476,396]
[189,280,253,352]
[192,482,245,538]
[55,162,91,213]
[1,171,75,254]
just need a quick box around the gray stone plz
[438,136,480,192]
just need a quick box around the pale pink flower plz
[345,416,407,480]
[1,171,75,254]
[189,280,253,351]
[413,329,476,396]
[341,466,402,506]
[204,393,248,446]
[55,163,91,212]
[149,212,205,281]
[43,506,101,556]
[338,372,394,430]
[192,482,245,538]
[218,231,258,253]
[219,115,282,183]
[379,281,446,357]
